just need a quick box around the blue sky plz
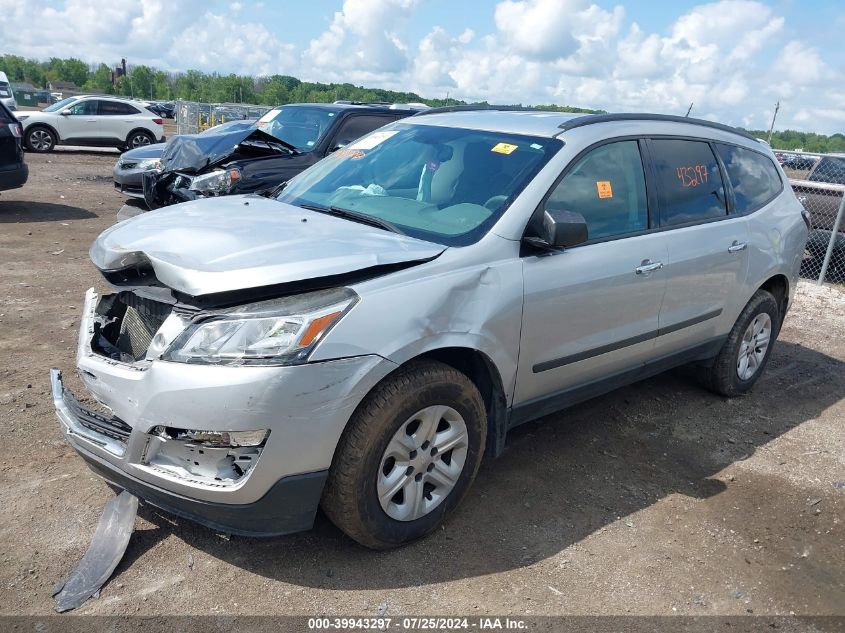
[1,0,843,132]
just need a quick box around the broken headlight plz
[162,287,357,366]
[188,168,241,194]
[136,158,162,171]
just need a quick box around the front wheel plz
[321,359,486,549]
[25,126,56,152]
[698,290,780,396]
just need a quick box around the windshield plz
[256,106,337,150]
[44,96,79,112]
[0,82,11,98]
[276,122,562,246]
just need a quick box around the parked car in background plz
[0,100,27,191]
[0,72,17,111]
[141,102,425,209]
[790,153,845,273]
[15,95,165,153]
[114,119,256,200]
[780,153,819,171]
[146,102,175,119]
[52,110,806,548]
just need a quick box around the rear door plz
[515,139,669,410]
[97,100,142,142]
[647,138,749,359]
[0,103,22,169]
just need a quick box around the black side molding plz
[533,309,722,373]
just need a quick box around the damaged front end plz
[142,127,297,209]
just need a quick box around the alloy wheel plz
[737,313,772,380]
[29,129,52,151]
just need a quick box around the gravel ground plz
[0,150,843,618]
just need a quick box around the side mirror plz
[59,110,71,115]
[534,208,588,249]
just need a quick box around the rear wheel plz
[698,290,780,396]
[25,126,56,152]
[126,130,154,149]
[321,359,486,549]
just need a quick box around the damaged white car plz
[53,109,807,548]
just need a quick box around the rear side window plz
[715,144,782,213]
[99,101,140,115]
[651,139,726,226]
[808,156,845,185]
[0,102,12,123]
[546,140,649,240]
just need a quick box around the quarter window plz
[545,140,649,240]
[651,139,726,226]
[715,144,782,213]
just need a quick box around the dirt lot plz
[0,150,843,618]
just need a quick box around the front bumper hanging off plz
[52,369,327,536]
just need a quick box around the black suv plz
[0,102,28,193]
[142,102,424,208]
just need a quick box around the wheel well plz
[126,128,154,143]
[760,274,789,321]
[418,347,509,458]
[26,123,59,141]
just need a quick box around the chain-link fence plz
[779,150,845,284]
[175,100,273,135]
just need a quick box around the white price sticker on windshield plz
[349,130,398,150]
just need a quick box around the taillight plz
[8,123,22,138]
[152,118,163,125]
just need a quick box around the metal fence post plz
[818,193,845,285]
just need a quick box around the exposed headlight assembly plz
[137,158,162,171]
[163,287,358,366]
[188,168,241,194]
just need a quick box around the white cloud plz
[303,0,420,81]
[0,0,842,133]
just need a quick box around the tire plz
[321,359,487,549]
[698,290,780,397]
[126,130,154,149]
[25,126,56,152]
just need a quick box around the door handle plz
[728,241,748,253]
[635,260,664,275]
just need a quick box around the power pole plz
[767,101,780,143]
[685,102,693,117]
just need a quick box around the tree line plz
[0,54,602,114]
[746,129,845,154]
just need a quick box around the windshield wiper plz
[243,138,301,155]
[298,203,405,235]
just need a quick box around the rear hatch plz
[0,101,24,170]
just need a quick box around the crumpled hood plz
[160,127,283,173]
[90,195,446,297]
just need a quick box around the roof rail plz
[557,113,757,141]
[416,104,543,116]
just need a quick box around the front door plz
[515,139,668,408]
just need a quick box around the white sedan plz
[15,95,165,152]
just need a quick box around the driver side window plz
[66,100,98,116]
[546,140,649,241]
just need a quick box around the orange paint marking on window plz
[676,165,709,187]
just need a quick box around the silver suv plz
[52,110,809,549]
